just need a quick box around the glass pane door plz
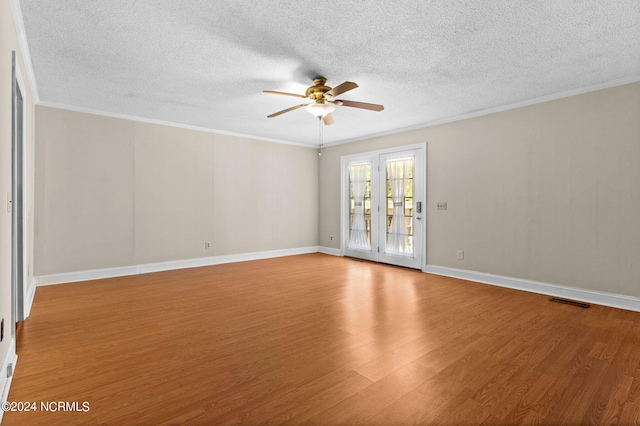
[348,162,372,250]
[378,149,423,269]
[384,157,414,256]
[341,145,424,269]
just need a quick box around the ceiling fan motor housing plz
[306,77,331,104]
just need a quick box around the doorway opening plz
[11,51,27,336]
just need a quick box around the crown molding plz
[9,0,40,103]
[325,76,640,147]
[36,101,315,149]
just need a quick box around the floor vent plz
[549,297,590,308]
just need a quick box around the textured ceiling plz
[18,0,640,146]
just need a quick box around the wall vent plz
[549,297,590,308]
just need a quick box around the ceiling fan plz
[264,77,384,125]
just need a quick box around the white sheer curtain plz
[348,163,371,250]
[386,158,413,255]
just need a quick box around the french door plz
[341,144,425,269]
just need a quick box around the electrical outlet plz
[330,236,333,241]
[437,202,448,210]
[204,241,211,250]
[457,250,464,260]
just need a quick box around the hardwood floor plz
[4,253,640,425]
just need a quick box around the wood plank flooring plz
[3,253,640,425]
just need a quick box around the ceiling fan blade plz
[263,90,307,99]
[267,104,307,118]
[325,81,358,98]
[323,113,334,126]
[335,99,384,112]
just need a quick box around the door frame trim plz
[340,142,427,270]
[12,51,28,325]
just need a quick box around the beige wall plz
[35,106,319,275]
[35,110,135,273]
[1,0,36,374]
[20,42,640,306]
[320,82,640,298]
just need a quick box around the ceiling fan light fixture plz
[265,78,383,123]
[306,102,335,118]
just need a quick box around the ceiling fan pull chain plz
[318,117,323,156]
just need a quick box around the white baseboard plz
[318,246,342,256]
[23,277,37,319]
[136,246,320,275]
[37,246,321,286]
[37,266,138,286]
[425,265,640,313]
[0,339,18,424]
